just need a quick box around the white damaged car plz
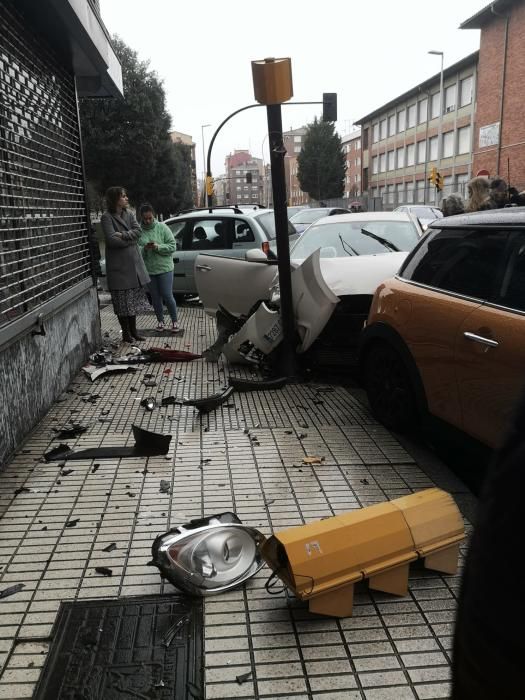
[195,212,422,366]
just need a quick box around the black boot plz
[117,315,133,343]
[128,315,145,341]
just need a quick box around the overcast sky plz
[99,0,482,177]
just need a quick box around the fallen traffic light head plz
[261,488,464,617]
[151,512,265,595]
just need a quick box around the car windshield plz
[291,220,420,258]
[290,208,330,225]
[409,207,442,219]
[255,211,296,239]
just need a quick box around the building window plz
[429,135,438,160]
[396,147,405,168]
[430,93,440,119]
[380,119,387,140]
[356,139,361,149]
[442,130,454,158]
[407,104,416,128]
[387,150,395,170]
[457,125,471,154]
[236,185,241,191]
[243,186,249,190]
[460,76,473,107]
[379,186,385,200]
[379,153,386,172]
[444,84,456,112]
[406,180,414,203]
[252,193,258,198]
[354,174,359,183]
[418,98,428,124]
[294,146,301,153]
[294,135,301,142]
[417,140,426,164]
[396,182,405,203]
[406,143,415,166]
[397,109,406,132]
[456,173,469,197]
[372,123,379,142]
[387,184,394,204]
[388,114,396,136]
[372,187,379,198]
[416,180,425,203]
[372,155,378,174]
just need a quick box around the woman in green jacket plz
[138,204,181,332]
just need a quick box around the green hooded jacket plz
[138,219,177,275]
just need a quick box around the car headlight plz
[151,512,266,595]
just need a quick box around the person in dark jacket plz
[452,392,525,699]
[100,186,150,343]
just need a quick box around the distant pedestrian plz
[465,176,493,212]
[488,177,509,208]
[100,186,150,343]
[138,203,181,333]
[452,391,525,699]
[441,194,465,217]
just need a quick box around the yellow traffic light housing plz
[261,488,464,618]
[206,176,214,197]
[436,172,444,191]
[428,167,437,186]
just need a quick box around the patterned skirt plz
[110,287,149,316]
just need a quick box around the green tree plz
[297,117,346,201]
[79,37,193,216]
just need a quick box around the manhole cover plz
[34,594,203,699]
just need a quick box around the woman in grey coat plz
[100,186,150,343]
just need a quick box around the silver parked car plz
[163,206,297,295]
[394,205,443,231]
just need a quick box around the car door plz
[165,220,188,293]
[399,226,508,429]
[195,253,276,317]
[455,230,525,447]
[182,217,233,293]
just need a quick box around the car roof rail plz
[174,205,244,216]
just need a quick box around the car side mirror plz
[246,248,269,262]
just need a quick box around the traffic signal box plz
[429,167,444,191]
[261,488,464,617]
[206,175,214,196]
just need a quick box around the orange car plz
[360,208,525,449]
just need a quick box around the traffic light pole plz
[205,101,323,209]
[266,103,297,379]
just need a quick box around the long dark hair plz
[139,203,155,217]
[105,186,126,212]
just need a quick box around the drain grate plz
[33,594,203,700]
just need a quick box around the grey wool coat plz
[101,209,150,290]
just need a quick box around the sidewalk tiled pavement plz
[0,303,476,699]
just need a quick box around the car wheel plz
[364,342,417,432]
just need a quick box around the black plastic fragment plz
[52,424,88,439]
[65,519,79,528]
[0,583,25,599]
[161,396,177,406]
[102,542,117,553]
[183,386,234,414]
[94,567,112,577]
[236,671,252,684]
[228,376,288,392]
[43,425,171,460]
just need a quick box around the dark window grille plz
[0,2,91,329]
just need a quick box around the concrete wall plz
[0,289,101,467]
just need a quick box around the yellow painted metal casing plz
[251,57,293,105]
[261,501,416,599]
[261,488,465,617]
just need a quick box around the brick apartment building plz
[341,129,362,199]
[225,150,264,206]
[461,0,525,189]
[283,127,308,206]
[356,53,478,209]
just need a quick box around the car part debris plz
[140,397,157,411]
[228,376,288,392]
[236,671,252,685]
[151,512,265,595]
[143,379,157,387]
[95,567,113,577]
[159,480,171,494]
[82,364,137,382]
[43,425,172,460]
[65,519,79,528]
[183,386,234,414]
[161,396,177,406]
[162,614,189,647]
[102,542,117,553]
[0,583,25,599]
[223,302,282,365]
[52,424,88,439]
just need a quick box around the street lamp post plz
[428,50,444,206]
[201,123,211,205]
